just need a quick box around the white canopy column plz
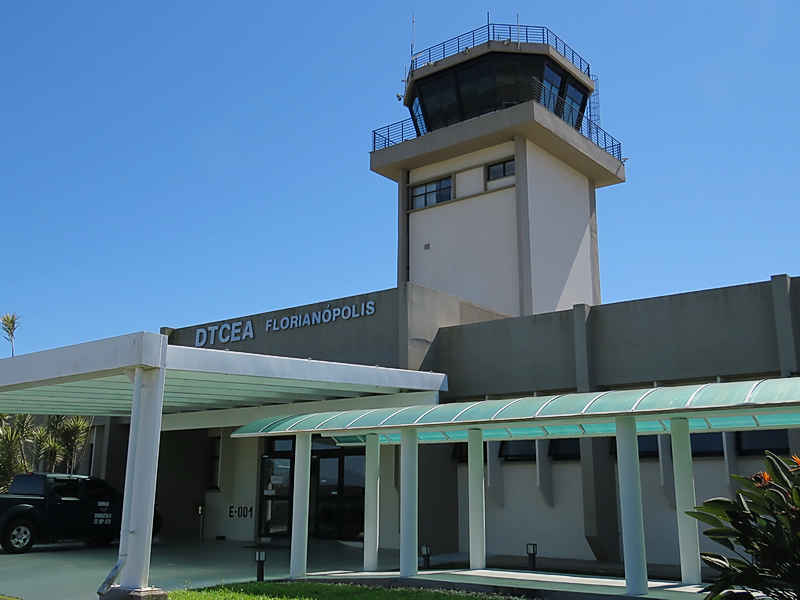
[467,428,486,569]
[616,416,648,596]
[671,417,701,584]
[119,365,167,593]
[399,428,419,577]
[363,433,381,572]
[290,433,312,579]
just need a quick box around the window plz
[209,436,221,490]
[487,159,515,181]
[691,432,724,457]
[409,177,452,210]
[737,430,789,456]
[53,478,80,499]
[549,438,581,461]
[9,474,44,496]
[563,84,584,128]
[498,440,536,462]
[411,97,427,135]
[541,65,562,113]
[610,435,661,459]
[83,478,116,501]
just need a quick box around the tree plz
[0,313,20,357]
[689,451,800,600]
[0,422,24,493]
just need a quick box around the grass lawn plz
[169,581,522,600]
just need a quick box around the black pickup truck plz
[0,473,126,554]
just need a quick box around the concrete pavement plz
[0,539,397,600]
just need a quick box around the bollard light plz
[420,545,431,570]
[526,543,538,571]
[255,550,267,582]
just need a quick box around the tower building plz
[371,24,626,317]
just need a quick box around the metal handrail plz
[410,24,591,76]
[370,77,622,161]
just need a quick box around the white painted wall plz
[409,142,513,185]
[409,189,520,316]
[455,167,484,198]
[379,445,400,550]
[204,428,259,541]
[525,140,595,313]
[456,452,766,565]
[458,461,595,560]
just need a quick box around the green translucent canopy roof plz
[232,378,800,445]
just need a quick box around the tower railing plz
[410,24,591,76]
[371,77,622,161]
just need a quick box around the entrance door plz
[259,439,294,538]
[258,438,365,540]
[311,450,365,540]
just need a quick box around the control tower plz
[370,24,625,317]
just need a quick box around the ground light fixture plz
[526,543,538,571]
[255,551,267,581]
[420,545,431,570]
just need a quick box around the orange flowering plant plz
[688,451,800,600]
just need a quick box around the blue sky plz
[2,1,798,356]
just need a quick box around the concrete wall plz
[525,140,596,313]
[167,284,507,373]
[203,428,260,541]
[409,189,520,316]
[408,143,520,317]
[168,289,401,369]
[454,447,767,565]
[422,308,576,398]
[425,277,800,400]
[592,282,781,387]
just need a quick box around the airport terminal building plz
[82,23,800,578]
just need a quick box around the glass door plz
[259,438,293,538]
[310,450,366,540]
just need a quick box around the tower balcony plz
[370,23,624,188]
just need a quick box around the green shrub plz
[689,451,800,600]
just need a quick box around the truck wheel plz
[1,519,36,554]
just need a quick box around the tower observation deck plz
[371,23,621,162]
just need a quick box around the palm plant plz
[60,415,91,473]
[1,313,20,357]
[0,423,24,492]
[13,414,35,472]
[689,451,800,600]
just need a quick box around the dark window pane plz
[638,435,660,459]
[738,430,789,456]
[499,440,536,462]
[451,443,468,463]
[411,96,427,135]
[691,432,723,457]
[475,62,495,115]
[550,438,581,461]
[505,159,515,176]
[273,439,293,453]
[564,84,584,127]
[541,65,563,113]
[84,478,116,501]
[488,163,504,180]
[9,475,44,496]
[53,478,80,499]
[457,66,479,121]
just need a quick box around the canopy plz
[0,332,448,416]
[233,377,800,445]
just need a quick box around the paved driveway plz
[0,539,392,600]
